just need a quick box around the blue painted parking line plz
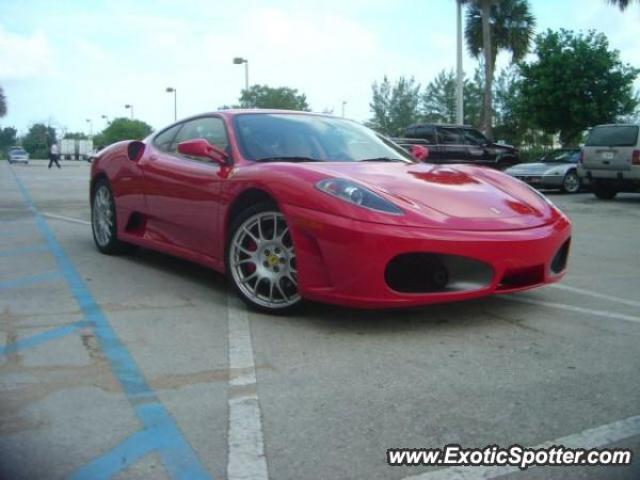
[9,165,212,479]
[0,320,91,356]
[0,244,48,257]
[70,430,156,480]
[0,270,61,289]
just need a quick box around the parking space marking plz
[0,320,90,356]
[402,414,640,480]
[0,270,61,289]
[502,296,640,324]
[41,212,91,226]
[227,295,269,480]
[8,165,212,480]
[0,244,48,257]
[550,283,640,309]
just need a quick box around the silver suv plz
[578,124,640,199]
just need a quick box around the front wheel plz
[561,171,581,193]
[91,179,130,254]
[227,204,301,313]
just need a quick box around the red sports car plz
[90,110,571,313]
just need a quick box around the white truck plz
[77,139,94,161]
[60,139,76,160]
[59,138,94,160]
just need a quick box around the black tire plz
[593,184,618,200]
[561,170,581,194]
[226,202,302,314]
[91,179,131,254]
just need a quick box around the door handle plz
[148,155,159,161]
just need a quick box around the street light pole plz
[341,101,347,118]
[456,0,464,125]
[125,104,134,119]
[85,118,93,137]
[101,115,110,126]
[233,57,249,92]
[166,87,177,121]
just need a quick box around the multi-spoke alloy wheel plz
[91,180,128,254]
[228,208,300,312]
[562,171,580,194]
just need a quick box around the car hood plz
[297,162,558,231]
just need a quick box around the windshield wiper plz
[254,156,324,163]
[357,157,403,162]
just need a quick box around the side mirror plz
[410,144,429,162]
[177,139,228,164]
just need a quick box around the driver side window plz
[172,116,229,159]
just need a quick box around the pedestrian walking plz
[49,142,61,169]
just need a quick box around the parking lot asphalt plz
[1,160,639,480]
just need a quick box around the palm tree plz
[465,0,535,139]
[607,0,639,9]
[0,86,6,118]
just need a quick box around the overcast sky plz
[1,0,639,136]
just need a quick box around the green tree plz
[239,85,310,111]
[421,68,483,126]
[606,0,639,10]
[98,117,153,146]
[465,0,536,139]
[518,29,639,146]
[0,86,6,118]
[0,127,17,158]
[22,123,57,158]
[368,76,420,135]
[64,132,88,140]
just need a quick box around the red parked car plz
[90,110,571,313]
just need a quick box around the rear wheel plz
[91,179,130,254]
[227,203,301,313]
[561,171,581,193]
[593,183,618,200]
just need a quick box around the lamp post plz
[166,87,177,121]
[341,101,347,118]
[85,118,93,137]
[124,104,134,119]
[101,114,110,126]
[232,57,249,92]
[456,0,464,125]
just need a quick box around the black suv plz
[393,124,519,169]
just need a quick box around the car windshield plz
[542,150,579,163]
[585,125,639,147]
[10,148,27,155]
[233,113,413,163]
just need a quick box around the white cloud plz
[0,25,56,78]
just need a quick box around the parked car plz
[505,149,582,193]
[90,110,571,313]
[578,124,640,199]
[392,124,519,169]
[7,147,29,164]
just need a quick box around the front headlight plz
[316,178,403,215]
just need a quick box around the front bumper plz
[283,204,572,308]
[510,173,564,189]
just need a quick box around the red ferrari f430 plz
[90,110,571,313]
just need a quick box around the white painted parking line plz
[227,295,269,480]
[502,296,640,324]
[402,414,640,480]
[550,283,640,309]
[41,212,91,226]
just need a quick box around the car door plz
[435,127,466,163]
[462,128,491,164]
[141,116,229,258]
[413,125,441,161]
